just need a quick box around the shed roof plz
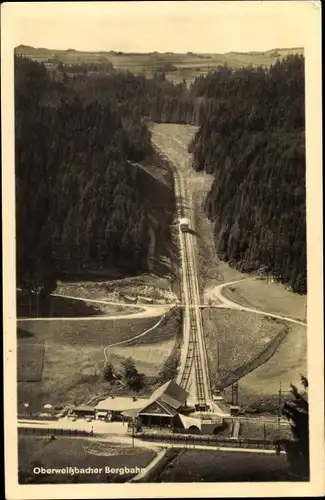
[95,397,149,412]
[151,380,188,409]
[122,408,140,419]
[74,405,95,413]
[139,399,177,417]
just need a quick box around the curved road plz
[17,292,172,322]
[212,279,307,327]
[150,125,307,418]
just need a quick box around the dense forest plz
[15,57,153,292]
[189,55,306,293]
[16,54,306,294]
[56,63,197,124]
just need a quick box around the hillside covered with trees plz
[54,63,197,124]
[15,57,154,291]
[16,54,306,294]
[189,55,306,293]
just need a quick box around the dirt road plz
[212,279,307,326]
[18,292,172,322]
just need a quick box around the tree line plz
[16,54,306,294]
[15,56,152,292]
[189,55,306,292]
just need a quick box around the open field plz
[105,340,176,377]
[104,308,181,376]
[237,324,307,400]
[18,435,155,484]
[210,418,292,441]
[202,309,285,390]
[236,420,292,441]
[17,317,159,347]
[153,449,298,482]
[15,45,304,84]
[17,292,138,319]
[18,345,45,382]
[223,279,307,322]
[17,315,170,407]
[17,308,181,407]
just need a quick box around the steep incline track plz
[151,129,212,406]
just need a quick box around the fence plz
[138,432,275,450]
[219,326,290,389]
[18,413,58,421]
[18,427,91,437]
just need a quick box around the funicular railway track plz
[179,232,206,404]
[152,134,212,407]
[180,177,212,405]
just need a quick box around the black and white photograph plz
[2,1,323,498]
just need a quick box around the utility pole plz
[132,417,135,447]
[36,281,40,318]
[277,380,282,438]
[216,337,219,376]
[231,381,239,406]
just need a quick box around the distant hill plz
[14,45,304,84]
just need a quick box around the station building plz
[71,404,96,419]
[72,379,225,434]
[120,380,189,428]
[94,396,149,421]
[93,380,189,427]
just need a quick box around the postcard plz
[2,1,323,498]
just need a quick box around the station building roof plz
[151,379,189,410]
[73,405,96,413]
[95,397,149,413]
[122,380,189,419]
[96,381,188,419]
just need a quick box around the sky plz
[2,1,318,54]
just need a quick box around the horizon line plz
[14,44,304,56]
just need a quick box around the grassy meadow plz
[15,45,304,84]
[18,435,155,483]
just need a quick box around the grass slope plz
[17,316,159,408]
[238,324,307,398]
[154,449,298,482]
[202,309,285,390]
[18,436,155,483]
[223,279,307,322]
[18,345,45,382]
[17,292,138,319]
[17,308,181,407]
[15,46,304,84]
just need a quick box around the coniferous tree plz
[277,376,309,480]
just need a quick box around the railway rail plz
[152,138,212,407]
